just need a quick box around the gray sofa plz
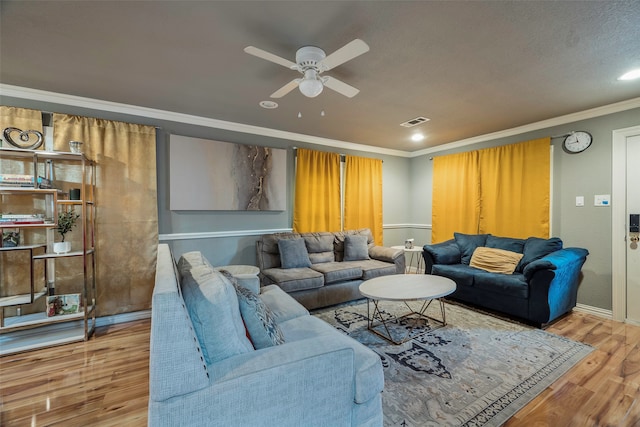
[149,243,384,427]
[256,228,405,309]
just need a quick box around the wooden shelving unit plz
[0,147,97,355]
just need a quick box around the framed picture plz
[46,293,81,317]
[1,229,20,247]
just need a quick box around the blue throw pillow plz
[454,232,489,265]
[344,234,371,261]
[485,235,525,253]
[516,237,563,272]
[278,238,312,268]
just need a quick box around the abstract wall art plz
[169,134,286,211]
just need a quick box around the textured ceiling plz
[1,1,639,153]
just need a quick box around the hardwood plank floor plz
[1,311,638,426]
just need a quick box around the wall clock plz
[562,131,592,154]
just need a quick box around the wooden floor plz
[1,311,639,426]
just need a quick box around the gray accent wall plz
[2,93,637,312]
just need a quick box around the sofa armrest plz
[369,245,405,274]
[422,239,461,273]
[149,335,366,426]
[527,247,589,324]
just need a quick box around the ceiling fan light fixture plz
[299,69,324,97]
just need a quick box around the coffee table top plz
[359,274,456,301]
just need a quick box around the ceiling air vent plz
[400,116,430,128]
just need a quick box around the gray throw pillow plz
[344,234,370,261]
[219,270,285,349]
[278,238,312,268]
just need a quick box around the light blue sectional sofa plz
[148,244,384,427]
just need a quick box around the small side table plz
[391,246,424,274]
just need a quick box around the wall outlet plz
[594,194,611,206]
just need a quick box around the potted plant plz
[53,210,80,254]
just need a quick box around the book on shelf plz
[0,175,52,189]
[0,214,45,225]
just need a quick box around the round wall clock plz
[562,131,592,154]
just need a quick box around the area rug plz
[313,299,593,427]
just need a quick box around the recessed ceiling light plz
[259,100,278,109]
[618,69,640,81]
[411,133,425,142]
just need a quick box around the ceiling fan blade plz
[244,46,297,69]
[323,76,360,98]
[321,39,370,71]
[270,79,300,98]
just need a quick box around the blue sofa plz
[149,244,384,427]
[422,233,589,326]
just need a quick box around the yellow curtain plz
[344,155,383,244]
[53,114,158,316]
[293,148,341,233]
[478,137,550,238]
[432,150,481,243]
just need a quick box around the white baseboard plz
[574,303,613,319]
[96,310,151,327]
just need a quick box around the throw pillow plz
[180,265,254,364]
[516,237,563,272]
[344,234,370,261]
[278,238,312,269]
[219,270,285,349]
[469,247,524,274]
[485,235,525,253]
[454,232,489,264]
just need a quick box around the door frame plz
[612,125,640,322]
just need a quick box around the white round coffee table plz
[359,274,456,344]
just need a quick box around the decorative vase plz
[53,241,71,254]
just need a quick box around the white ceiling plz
[1,1,640,153]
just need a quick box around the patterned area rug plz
[313,299,593,427]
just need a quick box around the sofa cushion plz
[302,233,336,264]
[473,270,528,299]
[485,235,525,253]
[180,265,254,364]
[278,238,312,269]
[220,270,285,349]
[346,259,398,280]
[344,234,371,261]
[454,232,489,264]
[278,315,384,404]
[259,284,310,323]
[262,267,324,292]
[311,262,363,284]
[469,247,523,274]
[516,237,563,272]
[432,264,477,288]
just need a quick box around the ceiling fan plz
[244,39,369,99]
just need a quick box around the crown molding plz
[2,84,639,159]
[0,84,409,157]
[410,96,640,158]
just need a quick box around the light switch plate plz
[576,196,584,207]
[594,194,611,206]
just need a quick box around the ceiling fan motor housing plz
[296,46,326,72]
